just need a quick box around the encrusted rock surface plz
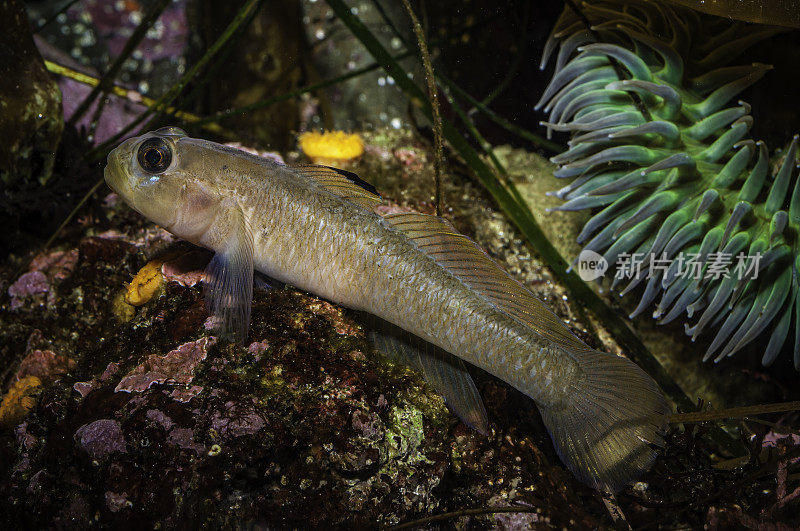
[1,129,797,528]
[0,130,605,527]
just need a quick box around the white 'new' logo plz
[576,249,608,281]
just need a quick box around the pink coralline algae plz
[72,382,95,399]
[8,272,49,310]
[104,491,132,513]
[351,410,383,441]
[169,385,204,403]
[161,249,211,287]
[145,409,175,430]
[489,496,540,528]
[304,299,361,336]
[75,419,127,458]
[16,349,76,385]
[8,248,79,309]
[393,147,426,171]
[130,226,175,250]
[73,362,121,398]
[29,249,79,281]
[114,337,216,401]
[203,316,221,332]
[145,410,205,455]
[246,340,270,362]
[15,423,37,450]
[763,431,800,465]
[95,229,126,240]
[167,427,206,455]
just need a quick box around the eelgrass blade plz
[88,0,265,163]
[67,0,170,128]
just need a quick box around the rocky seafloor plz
[1,130,798,529]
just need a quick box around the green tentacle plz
[541,0,800,367]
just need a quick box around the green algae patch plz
[394,386,450,432]
[385,403,427,463]
[256,364,290,405]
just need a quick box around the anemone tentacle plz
[540,0,800,368]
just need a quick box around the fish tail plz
[537,349,670,493]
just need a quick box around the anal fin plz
[366,315,489,434]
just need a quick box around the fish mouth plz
[103,137,136,195]
[103,151,122,194]
[103,158,116,193]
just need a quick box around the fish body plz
[105,127,670,492]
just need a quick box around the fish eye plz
[137,137,172,174]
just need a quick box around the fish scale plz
[248,187,558,401]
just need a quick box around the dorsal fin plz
[383,212,593,354]
[319,165,379,196]
[293,164,381,209]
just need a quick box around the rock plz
[8,272,49,310]
[75,419,127,458]
[8,129,790,528]
[188,0,304,150]
[0,0,63,187]
[14,348,75,384]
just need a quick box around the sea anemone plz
[538,0,800,367]
[298,130,365,164]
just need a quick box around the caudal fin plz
[538,349,670,493]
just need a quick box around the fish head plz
[104,127,223,242]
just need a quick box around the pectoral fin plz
[254,272,280,291]
[203,206,254,342]
[368,317,489,434]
